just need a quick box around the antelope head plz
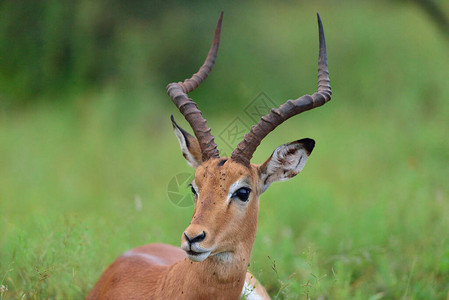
[167,12,331,264]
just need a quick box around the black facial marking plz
[218,159,227,167]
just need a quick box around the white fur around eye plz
[227,180,242,202]
[226,180,251,203]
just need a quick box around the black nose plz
[184,231,206,244]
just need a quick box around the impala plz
[87,12,332,300]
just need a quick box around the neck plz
[157,243,253,299]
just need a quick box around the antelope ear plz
[171,115,202,168]
[258,138,315,193]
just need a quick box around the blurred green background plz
[1,0,449,299]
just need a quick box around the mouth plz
[185,249,212,262]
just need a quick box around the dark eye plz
[232,187,251,202]
[190,185,197,197]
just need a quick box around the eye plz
[232,187,251,202]
[189,184,197,197]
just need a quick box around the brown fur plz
[87,159,270,300]
[88,126,312,299]
[88,12,324,298]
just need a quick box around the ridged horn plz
[231,13,332,166]
[167,12,224,161]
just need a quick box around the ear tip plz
[298,138,315,154]
[170,115,178,128]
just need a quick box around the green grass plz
[1,1,449,299]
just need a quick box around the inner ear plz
[171,116,202,168]
[258,138,315,193]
